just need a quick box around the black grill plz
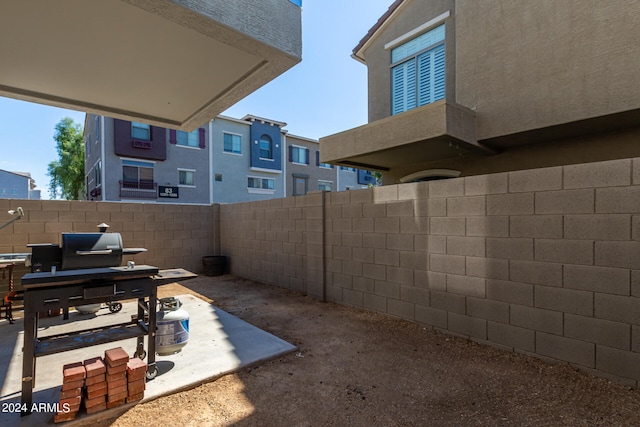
[28,232,146,272]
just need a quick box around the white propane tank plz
[156,297,189,355]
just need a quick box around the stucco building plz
[0,170,40,200]
[320,0,640,184]
[84,114,370,204]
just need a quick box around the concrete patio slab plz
[0,294,296,426]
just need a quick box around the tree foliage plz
[47,117,85,200]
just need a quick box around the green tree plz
[47,117,85,200]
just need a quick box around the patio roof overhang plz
[0,0,302,131]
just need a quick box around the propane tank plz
[156,297,189,355]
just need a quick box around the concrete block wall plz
[220,158,640,387]
[0,199,214,294]
[219,192,325,298]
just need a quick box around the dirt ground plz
[98,275,640,426]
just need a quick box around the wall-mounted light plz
[0,207,25,231]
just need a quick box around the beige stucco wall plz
[220,157,640,387]
[362,0,640,140]
[362,0,455,122]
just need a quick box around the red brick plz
[128,379,146,395]
[106,398,126,409]
[62,362,86,383]
[86,373,106,386]
[84,395,106,409]
[84,357,106,377]
[59,387,81,399]
[108,384,128,396]
[107,377,127,390]
[105,347,129,368]
[127,370,147,382]
[86,381,107,393]
[127,392,144,403]
[86,402,107,414]
[107,370,127,381]
[86,382,107,399]
[54,411,77,423]
[61,379,84,391]
[126,357,147,375]
[107,363,127,374]
[59,395,81,408]
[66,403,81,413]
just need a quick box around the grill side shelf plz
[21,265,160,288]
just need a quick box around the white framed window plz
[318,180,333,192]
[131,122,150,140]
[223,133,242,154]
[290,145,308,165]
[178,169,195,187]
[177,129,199,147]
[340,166,356,172]
[247,176,275,194]
[319,162,332,169]
[259,135,273,159]
[391,24,445,115]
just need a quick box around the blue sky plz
[0,0,392,199]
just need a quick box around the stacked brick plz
[126,357,147,402]
[105,347,130,408]
[83,357,107,414]
[54,347,147,423]
[54,362,85,423]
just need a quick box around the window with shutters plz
[391,24,445,115]
[177,129,199,147]
[290,145,308,165]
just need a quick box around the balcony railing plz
[119,180,157,199]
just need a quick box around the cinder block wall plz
[220,192,325,298]
[0,199,215,294]
[220,158,640,387]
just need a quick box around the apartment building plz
[0,170,40,200]
[320,0,640,183]
[85,114,370,204]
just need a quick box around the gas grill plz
[19,229,196,415]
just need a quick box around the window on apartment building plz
[177,129,199,147]
[259,135,273,159]
[315,150,332,168]
[340,166,356,172]
[95,116,101,143]
[247,176,275,193]
[178,169,195,186]
[318,180,333,192]
[94,161,102,186]
[122,160,154,189]
[292,174,308,196]
[131,122,151,140]
[223,133,241,154]
[391,24,445,115]
[290,145,309,164]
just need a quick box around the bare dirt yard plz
[99,275,640,426]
